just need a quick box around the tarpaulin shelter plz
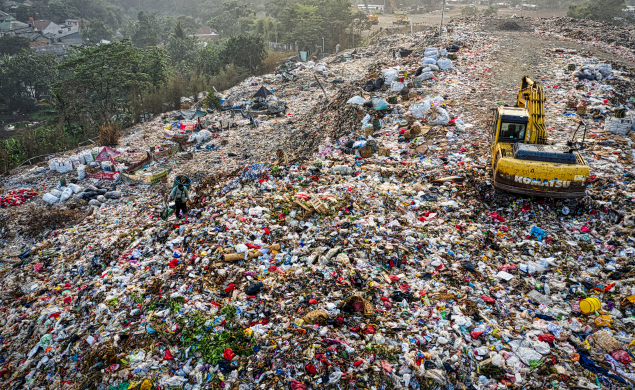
[95,146,122,162]
[170,110,208,121]
[253,86,273,99]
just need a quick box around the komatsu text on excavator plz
[490,77,590,198]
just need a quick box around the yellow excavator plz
[490,76,590,198]
[389,0,409,25]
[362,0,379,24]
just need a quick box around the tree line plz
[0,0,371,172]
[8,0,370,53]
[0,23,270,172]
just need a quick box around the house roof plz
[30,42,49,47]
[58,31,81,40]
[0,19,30,31]
[33,44,66,56]
[33,20,53,31]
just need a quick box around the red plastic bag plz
[480,295,496,304]
[223,348,235,361]
[164,350,174,360]
[538,334,555,343]
[470,331,483,339]
[305,362,317,375]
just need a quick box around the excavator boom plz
[517,76,546,144]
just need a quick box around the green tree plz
[0,35,30,56]
[203,91,222,110]
[349,12,371,46]
[208,0,255,37]
[252,16,281,42]
[141,46,172,86]
[53,41,149,127]
[48,0,123,30]
[279,3,324,51]
[316,0,354,50]
[131,11,160,48]
[221,34,267,73]
[0,51,58,112]
[265,0,296,18]
[15,5,36,22]
[483,6,498,17]
[195,45,223,77]
[166,21,199,71]
[80,19,114,43]
[461,6,479,16]
[567,0,625,24]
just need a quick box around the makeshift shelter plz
[253,86,273,99]
[170,110,208,121]
[95,147,122,162]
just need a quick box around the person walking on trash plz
[168,183,190,219]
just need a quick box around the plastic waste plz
[372,98,390,110]
[42,193,59,204]
[59,187,73,202]
[347,96,366,105]
[437,58,453,70]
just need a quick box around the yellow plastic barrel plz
[579,297,601,314]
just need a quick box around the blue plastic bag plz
[530,226,547,241]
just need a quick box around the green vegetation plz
[567,0,625,24]
[178,309,252,365]
[0,0,371,173]
[461,6,479,17]
[0,35,30,56]
[482,6,498,17]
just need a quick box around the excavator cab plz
[490,77,590,198]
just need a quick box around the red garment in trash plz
[290,380,307,390]
[611,350,631,364]
[362,325,376,334]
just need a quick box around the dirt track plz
[466,19,635,110]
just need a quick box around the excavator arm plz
[517,76,546,145]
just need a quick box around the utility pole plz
[439,0,445,35]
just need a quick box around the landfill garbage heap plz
[0,17,635,390]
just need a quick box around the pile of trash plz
[0,17,634,390]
